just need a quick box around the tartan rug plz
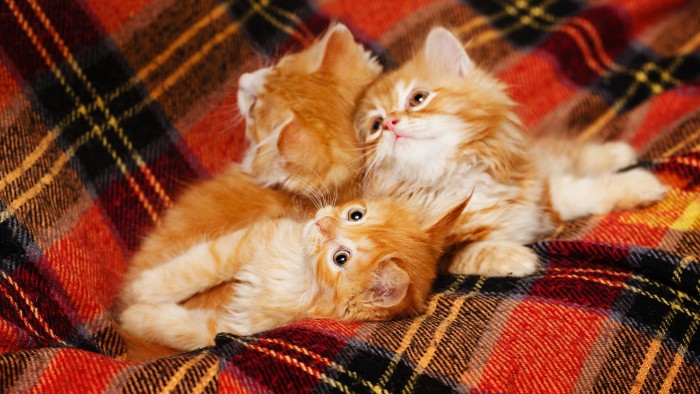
[1,0,699,392]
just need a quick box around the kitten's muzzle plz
[315,217,337,237]
[383,117,399,132]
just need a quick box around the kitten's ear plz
[423,27,475,77]
[237,67,271,116]
[277,116,328,174]
[427,190,473,242]
[364,260,410,308]
[309,23,382,77]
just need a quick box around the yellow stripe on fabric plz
[578,57,686,142]
[256,337,391,394]
[670,200,700,231]
[549,267,699,307]
[229,336,353,394]
[3,0,160,223]
[662,126,700,158]
[630,296,681,394]
[160,353,209,394]
[377,276,469,389]
[25,0,173,209]
[0,270,67,345]
[672,256,696,284]
[546,273,699,318]
[678,30,700,56]
[0,1,231,193]
[402,277,485,394]
[190,358,219,394]
[659,315,700,393]
[455,15,493,38]
[246,0,310,46]
[0,278,45,340]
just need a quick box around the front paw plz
[127,269,173,304]
[447,241,539,277]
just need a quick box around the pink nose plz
[383,117,399,131]
[315,217,334,236]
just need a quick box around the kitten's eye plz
[347,207,366,222]
[370,117,383,133]
[408,89,430,107]
[333,249,351,267]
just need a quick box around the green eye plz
[333,249,351,267]
[408,89,429,107]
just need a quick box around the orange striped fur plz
[118,197,467,353]
[354,27,667,277]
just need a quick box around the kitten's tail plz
[114,324,182,362]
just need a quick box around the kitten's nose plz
[383,117,399,132]
[315,217,335,236]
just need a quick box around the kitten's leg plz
[549,168,667,221]
[574,141,637,175]
[125,229,253,305]
[447,241,540,277]
[120,303,218,350]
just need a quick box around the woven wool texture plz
[1,0,700,392]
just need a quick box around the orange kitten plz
[117,25,381,358]
[119,197,467,351]
[354,27,667,277]
[238,23,382,200]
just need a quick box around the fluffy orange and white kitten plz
[117,24,381,359]
[354,27,667,277]
[126,24,381,281]
[119,197,466,351]
[238,23,381,200]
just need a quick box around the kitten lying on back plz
[119,197,467,351]
[116,24,381,359]
[354,27,667,277]
[124,24,381,284]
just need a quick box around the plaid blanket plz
[1,0,699,392]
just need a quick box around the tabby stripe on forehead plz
[227,336,353,394]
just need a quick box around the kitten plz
[238,23,382,200]
[117,25,381,358]
[120,23,380,314]
[119,197,467,351]
[354,27,667,277]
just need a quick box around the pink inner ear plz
[424,27,474,77]
[370,261,409,308]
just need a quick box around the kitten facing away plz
[119,197,467,352]
[116,24,381,359]
[238,23,382,200]
[354,27,667,277]
[125,23,381,281]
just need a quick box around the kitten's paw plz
[579,142,637,175]
[609,168,667,211]
[128,269,175,304]
[120,303,215,350]
[448,241,539,277]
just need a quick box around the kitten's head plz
[354,27,522,185]
[238,24,382,198]
[303,196,468,321]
